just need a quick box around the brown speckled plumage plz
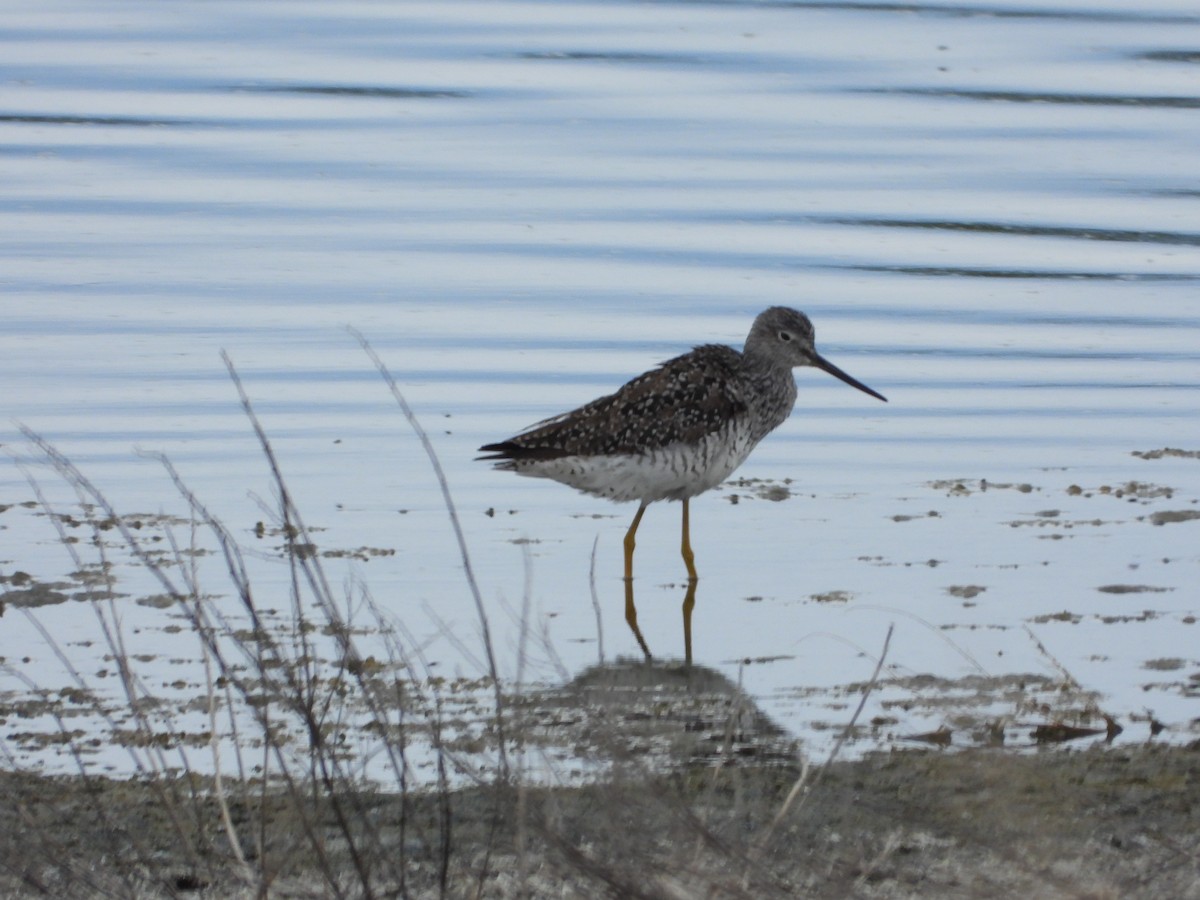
[479,307,885,506]
[482,344,750,460]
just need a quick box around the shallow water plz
[2,0,1199,777]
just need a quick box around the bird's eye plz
[779,331,793,342]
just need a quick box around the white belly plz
[514,430,758,504]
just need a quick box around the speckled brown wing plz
[478,344,749,462]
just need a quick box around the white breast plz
[513,424,759,504]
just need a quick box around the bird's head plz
[746,306,886,402]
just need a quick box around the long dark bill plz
[810,352,887,402]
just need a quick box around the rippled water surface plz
[2,0,1199,775]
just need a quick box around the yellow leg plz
[681,579,697,666]
[623,504,652,660]
[623,503,647,582]
[681,498,698,582]
[625,576,653,661]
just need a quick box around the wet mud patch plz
[1132,447,1200,460]
[318,545,397,561]
[1065,479,1177,502]
[777,669,1143,753]
[810,590,852,603]
[1097,583,1174,594]
[945,584,986,599]
[1148,509,1200,525]
[1143,657,1188,671]
[514,662,1145,765]
[890,509,940,522]
[1006,516,1115,535]
[927,478,1037,496]
[1030,609,1083,624]
[0,567,125,610]
[721,476,796,502]
[4,501,399,611]
[39,507,196,534]
[858,556,945,568]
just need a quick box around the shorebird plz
[478,307,886,655]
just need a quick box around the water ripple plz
[865,87,1200,108]
[817,217,1200,247]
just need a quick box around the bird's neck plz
[741,358,798,438]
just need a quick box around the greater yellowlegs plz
[479,307,886,654]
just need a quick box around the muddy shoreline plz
[3,743,1198,898]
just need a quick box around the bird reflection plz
[623,574,698,664]
[537,658,794,768]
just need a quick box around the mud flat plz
[2,741,1197,899]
